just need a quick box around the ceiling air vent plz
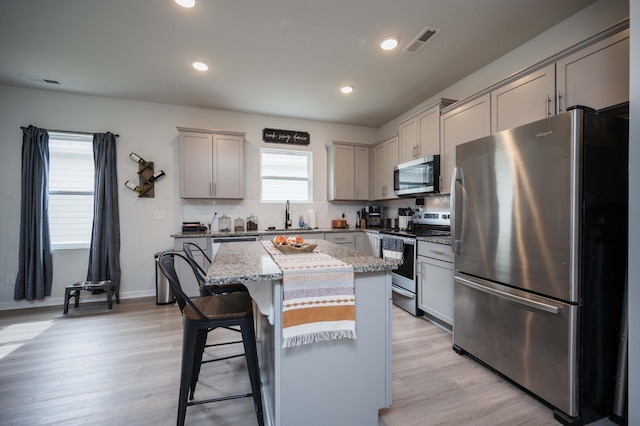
[403,26,440,54]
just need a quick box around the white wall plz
[0,86,377,309]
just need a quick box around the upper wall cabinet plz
[438,23,628,193]
[440,94,491,194]
[556,28,629,113]
[327,142,370,201]
[398,99,456,164]
[491,64,555,133]
[177,127,245,199]
[373,135,399,200]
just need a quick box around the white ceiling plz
[0,0,597,128]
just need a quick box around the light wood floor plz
[0,297,612,426]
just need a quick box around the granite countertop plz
[205,239,398,285]
[174,227,452,247]
[172,228,384,238]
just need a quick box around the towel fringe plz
[282,330,357,348]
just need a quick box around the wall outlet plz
[6,273,16,285]
[154,210,165,220]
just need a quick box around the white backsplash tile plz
[182,199,370,231]
[181,195,450,232]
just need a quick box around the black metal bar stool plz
[182,242,248,387]
[157,251,264,426]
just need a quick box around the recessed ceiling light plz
[175,0,197,8]
[340,85,355,94]
[192,61,209,71]
[379,36,399,51]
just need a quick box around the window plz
[260,148,312,202]
[48,132,94,249]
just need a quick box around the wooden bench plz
[63,280,119,314]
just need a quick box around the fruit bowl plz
[272,236,317,254]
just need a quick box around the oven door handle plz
[392,285,415,299]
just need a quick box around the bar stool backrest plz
[182,242,210,287]
[157,251,208,322]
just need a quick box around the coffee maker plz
[365,206,383,228]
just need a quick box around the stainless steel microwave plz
[393,155,440,196]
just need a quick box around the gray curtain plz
[86,132,121,288]
[15,126,53,300]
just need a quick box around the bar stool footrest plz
[187,392,253,406]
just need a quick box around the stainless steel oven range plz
[380,211,450,316]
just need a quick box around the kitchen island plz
[206,240,397,426]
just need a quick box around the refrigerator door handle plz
[456,276,560,314]
[450,167,465,253]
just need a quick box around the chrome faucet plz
[285,200,291,229]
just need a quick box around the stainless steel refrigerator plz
[451,106,628,424]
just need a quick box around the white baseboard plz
[0,289,156,311]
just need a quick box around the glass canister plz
[246,214,258,231]
[234,217,245,232]
[218,214,231,232]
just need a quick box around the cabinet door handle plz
[546,94,550,116]
[212,182,216,197]
[557,90,563,113]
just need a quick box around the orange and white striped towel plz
[262,241,356,348]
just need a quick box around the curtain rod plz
[20,126,119,137]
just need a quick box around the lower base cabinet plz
[417,241,454,329]
[325,232,354,248]
[367,231,381,257]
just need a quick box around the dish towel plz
[382,236,404,264]
[262,241,356,348]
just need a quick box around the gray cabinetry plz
[325,232,354,248]
[398,99,455,163]
[353,232,369,254]
[491,64,555,133]
[417,240,454,329]
[327,142,369,201]
[440,26,628,196]
[366,231,381,258]
[556,28,629,113]
[373,135,398,200]
[440,94,491,194]
[178,127,245,199]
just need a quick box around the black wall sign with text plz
[263,128,310,145]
